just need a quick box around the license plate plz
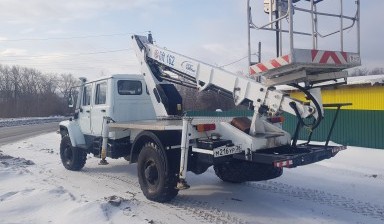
[213,145,242,158]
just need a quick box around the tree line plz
[0,64,79,118]
[349,67,384,76]
[0,63,382,118]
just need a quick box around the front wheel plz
[137,143,178,202]
[60,136,87,171]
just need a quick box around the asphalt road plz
[0,122,59,146]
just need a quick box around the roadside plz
[0,122,59,146]
[0,117,65,128]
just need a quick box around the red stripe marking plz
[311,50,319,61]
[330,53,342,64]
[341,52,347,61]
[282,55,290,63]
[317,51,347,64]
[257,63,268,72]
[250,67,256,75]
[270,59,281,68]
[319,51,332,64]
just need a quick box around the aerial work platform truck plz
[59,0,361,202]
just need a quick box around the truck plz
[59,0,361,202]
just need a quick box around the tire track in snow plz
[81,170,248,224]
[310,163,384,181]
[244,181,384,221]
[169,196,248,224]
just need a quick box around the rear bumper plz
[233,144,346,168]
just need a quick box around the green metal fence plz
[283,110,384,149]
[186,109,384,149]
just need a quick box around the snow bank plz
[0,116,66,128]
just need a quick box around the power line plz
[0,31,149,42]
[219,56,248,68]
[219,53,259,68]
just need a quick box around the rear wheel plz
[137,143,179,202]
[214,160,283,183]
[60,136,87,171]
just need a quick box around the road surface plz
[0,122,59,146]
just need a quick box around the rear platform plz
[247,0,361,86]
[250,49,361,86]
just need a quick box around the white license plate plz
[213,145,242,158]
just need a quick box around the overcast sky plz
[0,0,382,79]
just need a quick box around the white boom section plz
[132,35,316,135]
[132,36,170,118]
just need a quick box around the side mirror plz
[68,94,74,108]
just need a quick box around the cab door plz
[78,83,92,135]
[90,80,109,136]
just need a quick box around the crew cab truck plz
[59,0,361,202]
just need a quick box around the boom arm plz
[132,35,319,135]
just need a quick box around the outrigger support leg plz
[99,116,111,165]
[176,118,191,190]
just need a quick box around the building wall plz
[284,85,384,149]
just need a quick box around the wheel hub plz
[64,146,72,162]
[144,163,158,184]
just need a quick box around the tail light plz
[268,116,285,123]
[196,124,216,132]
[274,159,293,168]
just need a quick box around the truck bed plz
[108,119,183,131]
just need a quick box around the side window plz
[117,80,142,95]
[82,85,92,106]
[95,82,107,105]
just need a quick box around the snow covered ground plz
[0,132,383,224]
[0,117,66,128]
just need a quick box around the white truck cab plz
[59,74,160,166]
[62,74,157,145]
[76,74,156,138]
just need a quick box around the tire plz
[137,143,179,202]
[214,160,283,183]
[60,136,87,171]
[214,161,245,183]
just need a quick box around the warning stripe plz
[250,54,290,75]
[312,50,348,65]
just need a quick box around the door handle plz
[101,109,106,113]
[86,110,90,113]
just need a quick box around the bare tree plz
[369,67,384,75]
[0,64,77,118]
[349,67,369,77]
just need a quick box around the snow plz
[0,116,66,128]
[347,74,384,85]
[1,132,384,224]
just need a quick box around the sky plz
[0,0,383,80]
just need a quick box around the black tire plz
[60,136,87,171]
[214,161,246,183]
[137,142,179,202]
[214,160,283,183]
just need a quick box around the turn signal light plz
[196,124,216,132]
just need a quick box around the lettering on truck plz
[154,49,175,67]
[213,145,242,158]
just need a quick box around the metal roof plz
[277,74,384,91]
